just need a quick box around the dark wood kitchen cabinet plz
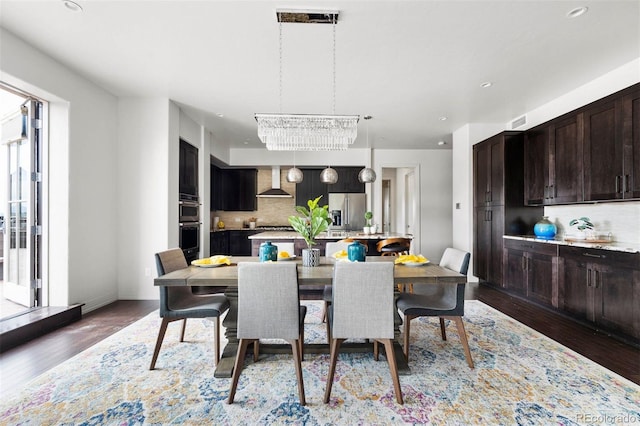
[179,139,198,200]
[473,132,543,287]
[329,167,366,193]
[210,231,229,255]
[503,239,558,306]
[524,114,582,205]
[228,230,260,256]
[296,169,329,205]
[622,87,640,199]
[559,246,640,342]
[210,165,257,211]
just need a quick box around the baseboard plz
[0,304,83,353]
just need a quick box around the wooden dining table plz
[154,256,466,377]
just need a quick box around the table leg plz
[214,287,238,378]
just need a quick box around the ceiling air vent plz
[511,115,527,129]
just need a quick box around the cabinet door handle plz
[521,257,526,271]
[550,184,556,199]
[583,252,605,259]
[544,185,548,199]
[587,270,592,287]
[487,210,492,222]
[594,270,600,289]
[624,175,630,193]
[615,175,621,194]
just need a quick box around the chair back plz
[376,238,411,256]
[325,241,351,257]
[237,262,300,340]
[155,248,193,315]
[331,262,395,339]
[439,248,470,275]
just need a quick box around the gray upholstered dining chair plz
[395,247,474,368]
[324,262,404,405]
[150,248,230,370]
[227,262,307,405]
[322,241,352,331]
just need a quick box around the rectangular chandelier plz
[255,113,359,151]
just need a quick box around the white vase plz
[302,248,320,267]
[363,226,371,234]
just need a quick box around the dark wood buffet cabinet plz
[503,239,640,345]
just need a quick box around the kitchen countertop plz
[504,235,640,254]
[248,231,413,240]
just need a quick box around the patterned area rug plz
[1,301,638,425]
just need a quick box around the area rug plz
[1,301,638,425]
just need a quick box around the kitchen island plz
[249,231,413,256]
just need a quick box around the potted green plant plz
[288,196,332,266]
[364,211,373,234]
[569,217,594,240]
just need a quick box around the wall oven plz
[179,200,200,223]
[179,221,200,262]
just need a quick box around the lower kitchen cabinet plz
[228,230,260,256]
[503,239,557,306]
[210,231,229,255]
[559,246,640,341]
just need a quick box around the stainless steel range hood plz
[257,166,293,198]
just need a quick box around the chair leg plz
[373,340,379,361]
[299,326,305,362]
[149,317,171,370]
[179,318,187,342]
[253,341,259,362]
[439,317,447,341]
[214,316,220,366]
[448,316,474,369]
[289,339,306,406]
[325,310,332,343]
[227,339,252,404]
[381,339,404,405]
[322,301,328,323]
[403,315,414,360]
[323,338,345,404]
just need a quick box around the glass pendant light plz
[358,115,377,183]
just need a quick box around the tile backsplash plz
[211,168,298,229]
[544,201,640,243]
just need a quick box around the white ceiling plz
[1,1,639,150]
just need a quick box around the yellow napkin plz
[278,251,291,259]
[332,250,348,259]
[192,255,231,266]
[394,254,428,264]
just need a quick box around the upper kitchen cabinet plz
[474,135,505,207]
[179,139,198,201]
[328,167,366,193]
[210,164,257,211]
[623,87,640,199]
[296,168,329,205]
[583,96,624,201]
[524,114,583,205]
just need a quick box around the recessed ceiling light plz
[438,141,447,146]
[439,116,448,121]
[480,82,493,88]
[567,6,588,18]
[62,0,83,12]
[216,113,224,118]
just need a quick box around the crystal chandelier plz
[255,10,359,151]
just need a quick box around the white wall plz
[1,28,119,311]
[373,149,452,261]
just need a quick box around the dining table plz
[154,256,466,378]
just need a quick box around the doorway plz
[1,85,45,320]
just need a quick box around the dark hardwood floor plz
[1,285,638,400]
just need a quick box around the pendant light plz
[286,151,304,183]
[358,115,377,183]
[320,166,338,184]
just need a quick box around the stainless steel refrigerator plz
[328,193,366,231]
